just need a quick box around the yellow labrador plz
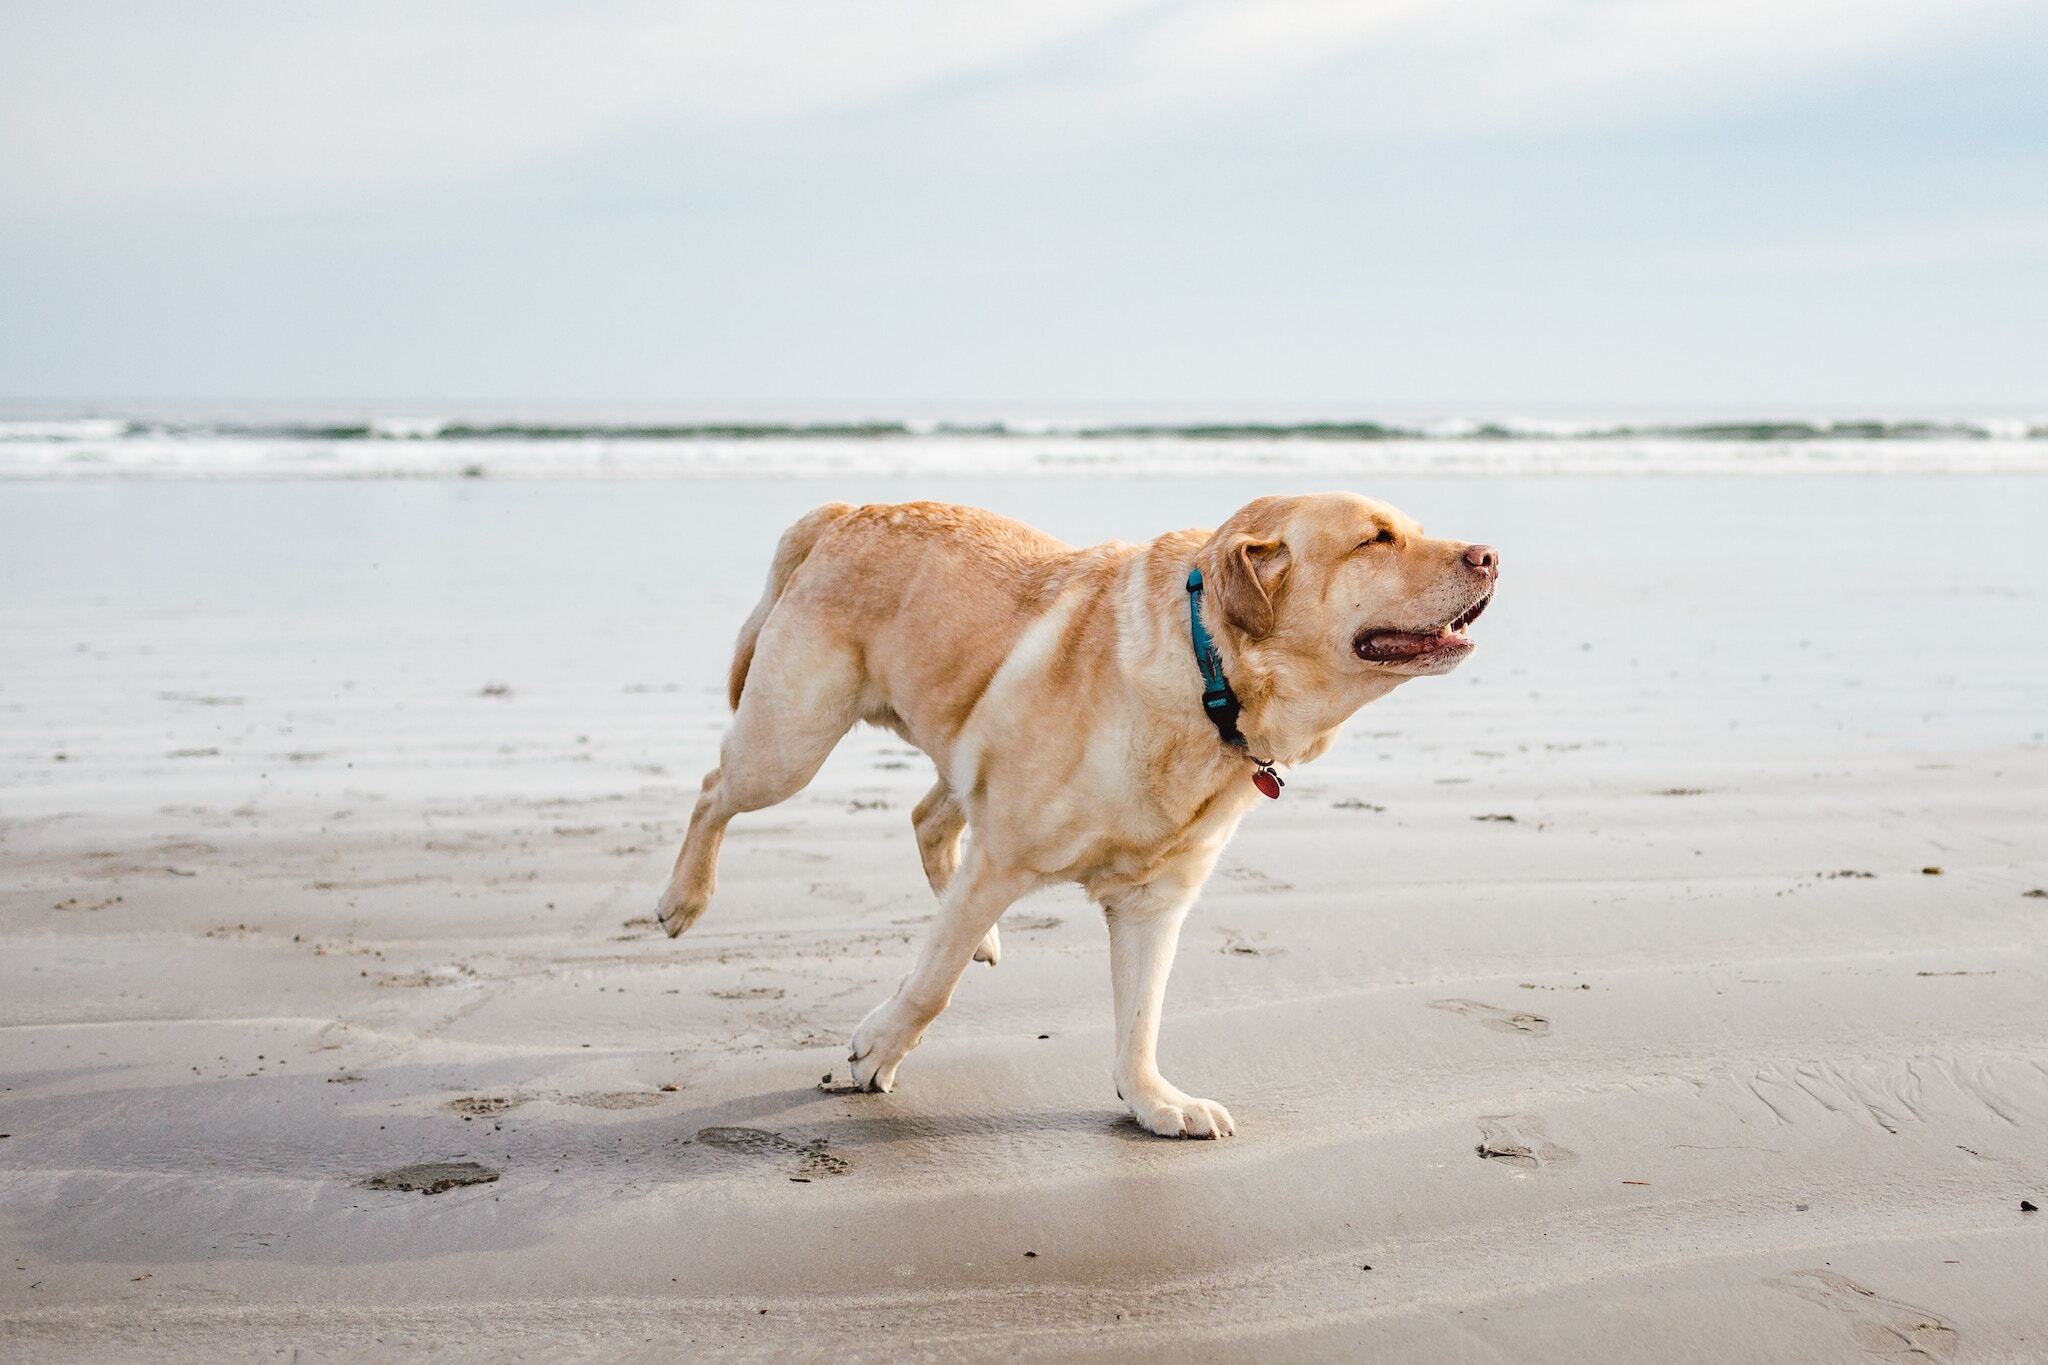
[658,494,1498,1137]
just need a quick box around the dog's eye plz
[1360,528,1396,549]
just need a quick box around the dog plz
[657,493,1497,1137]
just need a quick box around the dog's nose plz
[1463,544,1499,577]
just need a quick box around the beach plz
[2,473,2044,1361]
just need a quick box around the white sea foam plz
[0,431,2041,479]
[0,408,2041,478]
[0,418,132,442]
[368,416,449,440]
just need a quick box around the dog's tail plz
[727,502,855,710]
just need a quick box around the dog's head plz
[1197,493,1498,695]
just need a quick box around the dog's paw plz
[972,924,1001,966]
[847,997,923,1093]
[654,890,705,938]
[1123,1082,1235,1139]
[654,870,710,937]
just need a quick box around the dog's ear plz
[1210,533,1292,640]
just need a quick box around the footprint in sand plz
[1475,1115,1577,1170]
[710,986,786,1001]
[566,1091,668,1110]
[1429,998,1551,1036]
[1219,931,1286,958]
[693,1125,850,1178]
[374,965,478,989]
[445,1094,525,1117]
[1766,1269,1958,1360]
[1218,865,1295,893]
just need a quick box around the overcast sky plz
[2,1,2044,410]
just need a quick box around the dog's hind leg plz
[656,622,861,937]
[848,845,1034,1091]
[912,782,999,966]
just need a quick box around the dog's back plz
[738,501,1090,732]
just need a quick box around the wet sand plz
[2,476,2044,1361]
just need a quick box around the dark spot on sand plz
[1471,813,1516,823]
[478,683,512,698]
[2023,889,2047,899]
[1822,869,1875,879]
[694,1126,849,1178]
[1922,865,1944,876]
[1332,799,1385,812]
[1658,787,1706,796]
[2023,1200,2038,1213]
[358,1161,499,1196]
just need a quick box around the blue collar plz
[1185,568,1246,748]
[1186,569,1282,793]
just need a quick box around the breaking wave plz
[1,412,2042,478]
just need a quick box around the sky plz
[2,0,2045,411]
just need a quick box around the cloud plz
[0,0,2029,214]
[0,0,1159,210]
[949,0,2029,149]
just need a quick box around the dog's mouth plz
[1352,589,1491,670]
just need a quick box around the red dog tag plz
[1253,767,1283,799]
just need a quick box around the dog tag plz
[1253,766,1283,799]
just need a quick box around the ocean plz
[1,404,2043,479]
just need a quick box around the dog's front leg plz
[848,848,1032,1093]
[1105,889,1235,1138]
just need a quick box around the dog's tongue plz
[1356,628,1451,662]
